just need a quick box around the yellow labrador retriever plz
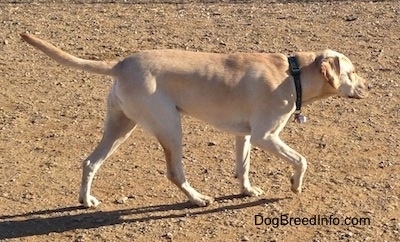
[21,33,367,208]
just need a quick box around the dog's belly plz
[210,121,251,136]
[179,107,252,136]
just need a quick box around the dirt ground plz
[0,0,399,241]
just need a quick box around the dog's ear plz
[320,56,341,89]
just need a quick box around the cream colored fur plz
[21,33,368,208]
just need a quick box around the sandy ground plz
[0,1,399,241]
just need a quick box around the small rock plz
[345,15,358,22]
[22,193,34,200]
[74,235,85,242]
[241,236,250,241]
[207,141,217,146]
[115,196,129,204]
[162,232,173,240]
[55,82,65,87]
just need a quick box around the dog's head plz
[320,50,368,99]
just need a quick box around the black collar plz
[288,56,302,113]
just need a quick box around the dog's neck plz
[295,52,337,106]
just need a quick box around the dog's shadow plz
[0,194,287,239]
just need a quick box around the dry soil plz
[0,1,399,241]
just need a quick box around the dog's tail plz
[20,33,117,76]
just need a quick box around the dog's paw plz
[290,186,302,194]
[290,175,302,194]
[242,186,264,197]
[190,194,214,207]
[79,195,101,208]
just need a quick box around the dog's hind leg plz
[235,135,264,196]
[79,93,137,208]
[144,101,213,206]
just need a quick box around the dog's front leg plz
[235,135,264,196]
[251,134,307,194]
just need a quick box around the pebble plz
[115,196,129,204]
[241,236,250,241]
[74,235,85,242]
[162,232,173,240]
[207,141,217,146]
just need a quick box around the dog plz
[21,33,368,208]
